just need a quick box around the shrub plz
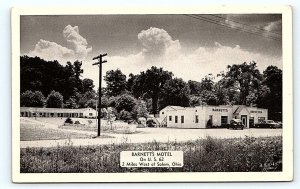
[118,110,132,121]
[115,94,136,112]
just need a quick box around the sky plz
[20,14,282,88]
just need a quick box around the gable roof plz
[233,105,249,115]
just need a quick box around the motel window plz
[181,116,184,123]
[169,116,172,121]
[175,116,178,123]
[195,115,199,123]
[221,116,228,125]
[80,113,83,117]
[89,113,93,116]
[258,117,265,123]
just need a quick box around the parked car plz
[275,121,283,128]
[255,120,281,129]
[228,119,244,130]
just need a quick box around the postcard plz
[11,5,293,182]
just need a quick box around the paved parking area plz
[20,127,282,148]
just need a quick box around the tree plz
[78,91,96,108]
[46,91,63,108]
[188,80,202,95]
[73,60,84,92]
[64,97,78,109]
[200,74,215,91]
[258,66,282,120]
[20,56,89,101]
[115,94,137,112]
[85,99,97,109]
[214,79,239,105]
[100,96,109,109]
[189,95,206,107]
[82,78,95,93]
[132,99,149,119]
[159,78,191,109]
[20,90,45,107]
[199,90,218,105]
[104,69,127,97]
[224,62,262,105]
[132,66,173,114]
[127,73,137,92]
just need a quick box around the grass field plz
[20,124,96,141]
[20,136,282,173]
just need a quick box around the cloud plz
[224,15,282,39]
[28,39,74,61]
[63,25,92,57]
[137,27,181,62]
[90,28,282,88]
[264,20,282,34]
[27,25,92,63]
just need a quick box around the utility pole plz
[92,53,107,137]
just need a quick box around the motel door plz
[241,115,247,128]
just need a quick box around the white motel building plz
[159,105,268,128]
[20,107,97,118]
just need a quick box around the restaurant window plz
[195,115,199,123]
[249,117,254,127]
[258,117,265,123]
[175,116,178,123]
[181,116,184,123]
[169,116,172,121]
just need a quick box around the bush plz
[115,94,136,112]
[118,110,132,121]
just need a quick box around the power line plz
[184,14,281,42]
[187,14,281,41]
[210,14,282,36]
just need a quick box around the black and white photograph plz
[11,6,293,182]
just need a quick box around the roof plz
[161,106,186,111]
[20,107,96,113]
[233,105,249,115]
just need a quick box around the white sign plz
[120,151,183,167]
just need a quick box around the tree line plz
[20,56,282,121]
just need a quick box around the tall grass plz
[20,136,282,173]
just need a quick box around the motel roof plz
[20,107,96,113]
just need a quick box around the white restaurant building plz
[159,105,268,128]
[20,107,97,118]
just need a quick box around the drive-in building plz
[20,107,97,118]
[159,105,268,128]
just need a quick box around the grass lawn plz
[20,124,113,141]
[20,136,282,173]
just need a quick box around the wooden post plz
[92,53,107,137]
